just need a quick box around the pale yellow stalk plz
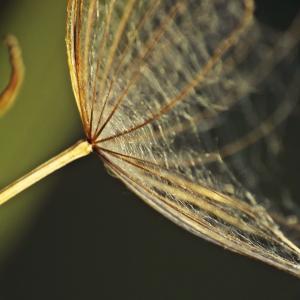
[0,140,92,206]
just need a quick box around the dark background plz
[0,1,300,299]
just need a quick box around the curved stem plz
[0,140,93,206]
[0,35,25,116]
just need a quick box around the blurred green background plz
[0,0,81,263]
[0,0,299,299]
[0,0,81,261]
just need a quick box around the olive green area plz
[0,0,81,262]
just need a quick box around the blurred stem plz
[0,140,92,206]
[0,35,24,116]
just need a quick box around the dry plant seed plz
[0,35,24,116]
[1,0,300,277]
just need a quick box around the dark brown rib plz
[92,0,138,138]
[74,0,90,134]
[89,0,117,137]
[83,0,97,135]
